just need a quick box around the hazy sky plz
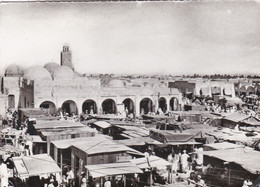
[1,1,260,75]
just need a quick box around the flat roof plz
[205,128,260,146]
[40,126,96,137]
[35,120,84,130]
[203,142,245,150]
[223,112,251,122]
[202,147,260,174]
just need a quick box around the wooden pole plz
[124,175,126,187]
[150,169,152,187]
[60,149,63,171]
[171,165,173,184]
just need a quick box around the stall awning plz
[203,142,245,150]
[71,136,144,156]
[167,141,202,146]
[13,154,61,178]
[201,148,260,174]
[93,121,111,129]
[130,155,171,169]
[34,120,84,130]
[85,162,142,178]
[116,137,162,146]
[94,114,126,120]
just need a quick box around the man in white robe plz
[181,150,190,173]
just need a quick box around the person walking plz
[181,150,190,173]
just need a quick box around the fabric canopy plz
[85,162,142,178]
[130,155,171,169]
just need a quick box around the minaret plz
[61,45,74,71]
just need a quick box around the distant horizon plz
[1,1,260,75]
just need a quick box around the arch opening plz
[158,97,167,113]
[8,95,15,108]
[122,98,135,114]
[82,99,97,114]
[170,97,179,111]
[211,86,221,96]
[140,98,153,114]
[102,99,117,114]
[61,100,78,116]
[40,101,57,115]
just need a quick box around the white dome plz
[44,62,59,73]
[5,64,24,77]
[52,66,74,80]
[23,65,52,81]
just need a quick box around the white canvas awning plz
[85,162,142,178]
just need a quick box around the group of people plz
[167,149,207,186]
[2,108,21,130]
[167,150,191,174]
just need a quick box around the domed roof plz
[23,65,52,81]
[52,66,74,80]
[5,64,24,77]
[44,62,59,73]
[108,79,125,88]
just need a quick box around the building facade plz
[1,46,182,117]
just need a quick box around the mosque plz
[0,45,182,117]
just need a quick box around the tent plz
[85,162,143,178]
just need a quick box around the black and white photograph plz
[0,0,260,187]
